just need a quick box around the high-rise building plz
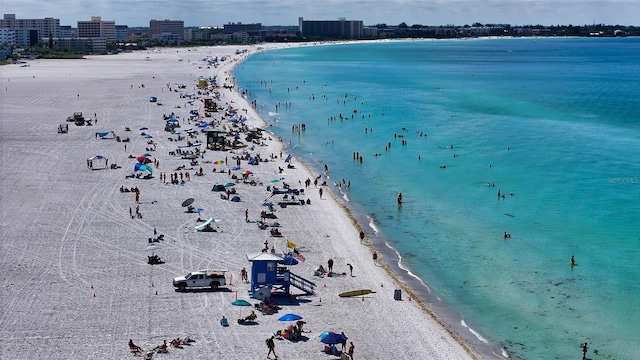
[223,22,261,34]
[149,19,184,41]
[59,25,72,38]
[299,17,363,39]
[77,16,116,42]
[0,13,60,47]
[0,27,15,46]
[115,25,129,41]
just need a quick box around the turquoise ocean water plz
[233,38,640,359]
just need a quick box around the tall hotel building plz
[0,13,60,47]
[298,17,363,39]
[77,16,116,42]
[150,19,184,41]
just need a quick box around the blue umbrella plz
[144,135,153,138]
[320,332,347,345]
[139,127,148,130]
[278,313,302,322]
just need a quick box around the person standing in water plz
[571,255,576,266]
[397,192,403,206]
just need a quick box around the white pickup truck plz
[173,269,228,291]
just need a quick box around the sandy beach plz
[0,44,478,359]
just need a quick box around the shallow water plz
[234,38,640,359]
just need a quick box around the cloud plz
[1,0,638,27]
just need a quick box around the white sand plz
[0,45,477,359]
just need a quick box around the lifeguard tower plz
[246,253,316,300]
[206,130,227,151]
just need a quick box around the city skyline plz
[2,0,638,27]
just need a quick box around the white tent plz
[87,155,108,170]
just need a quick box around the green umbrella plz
[232,299,252,318]
[181,198,195,207]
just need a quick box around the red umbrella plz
[136,155,149,164]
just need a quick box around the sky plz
[1,0,638,27]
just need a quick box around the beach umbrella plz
[139,127,148,131]
[135,163,152,174]
[232,299,252,317]
[270,179,280,183]
[214,160,225,165]
[320,332,347,345]
[242,170,252,175]
[224,182,236,187]
[144,134,153,139]
[136,155,149,163]
[232,167,240,171]
[143,153,152,157]
[278,313,303,322]
[231,299,251,307]
[181,198,195,207]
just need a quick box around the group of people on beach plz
[128,337,195,359]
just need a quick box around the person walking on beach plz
[348,341,355,359]
[359,230,365,244]
[241,267,248,283]
[347,263,353,277]
[327,258,334,273]
[581,341,588,360]
[266,336,277,359]
[245,208,249,222]
[319,187,323,199]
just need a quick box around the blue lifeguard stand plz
[246,253,316,299]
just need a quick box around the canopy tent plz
[95,131,114,139]
[195,218,217,232]
[87,155,108,170]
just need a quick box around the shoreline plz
[1,44,479,359]
[231,44,496,359]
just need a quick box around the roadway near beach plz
[0,44,477,360]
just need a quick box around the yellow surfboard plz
[338,289,376,298]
